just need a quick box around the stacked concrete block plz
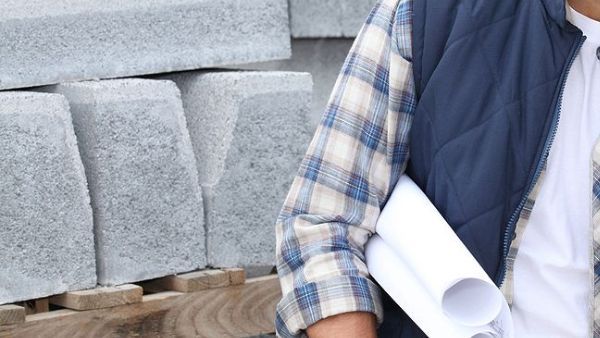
[162,71,312,271]
[289,0,377,38]
[0,92,96,304]
[236,1,376,130]
[0,0,291,90]
[237,39,354,129]
[39,79,205,286]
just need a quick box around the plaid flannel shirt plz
[274,0,415,336]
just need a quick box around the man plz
[275,0,600,336]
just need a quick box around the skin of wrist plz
[306,311,377,338]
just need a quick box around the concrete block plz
[0,0,291,90]
[289,0,377,38]
[0,92,96,304]
[39,79,205,285]
[162,71,312,270]
[236,39,354,130]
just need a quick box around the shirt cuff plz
[275,274,384,337]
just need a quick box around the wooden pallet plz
[0,268,281,338]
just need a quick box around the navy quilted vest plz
[377,0,582,336]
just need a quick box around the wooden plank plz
[223,267,246,285]
[49,284,142,311]
[142,269,231,293]
[0,275,281,338]
[142,291,184,302]
[19,298,49,315]
[26,309,77,323]
[0,305,25,326]
[33,299,49,314]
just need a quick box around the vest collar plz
[541,0,568,28]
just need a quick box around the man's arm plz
[274,0,415,336]
[306,312,377,338]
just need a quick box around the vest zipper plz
[495,33,585,287]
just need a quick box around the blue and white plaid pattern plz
[591,141,600,336]
[274,0,414,336]
[274,0,600,336]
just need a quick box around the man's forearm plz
[306,312,377,338]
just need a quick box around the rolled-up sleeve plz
[274,0,415,336]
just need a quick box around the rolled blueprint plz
[365,174,513,337]
[366,236,512,337]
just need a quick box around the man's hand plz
[306,311,377,338]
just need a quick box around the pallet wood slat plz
[142,269,231,293]
[223,267,246,285]
[142,291,184,302]
[49,284,143,311]
[14,298,50,316]
[0,305,25,326]
[0,275,281,338]
[26,309,78,323]
[23,299,49,315]
[33,299,49,314]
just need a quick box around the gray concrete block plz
[0,92,96,304]
[39,79,205,286]
[235,39,354,130]
[289,0,377,37]
[162,71,312,270]
[0,0,291,90]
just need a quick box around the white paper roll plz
[375,175,502,327]
[472,332,497,338]
[366,235,512,337]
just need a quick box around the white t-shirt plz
[511,4,600,337]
